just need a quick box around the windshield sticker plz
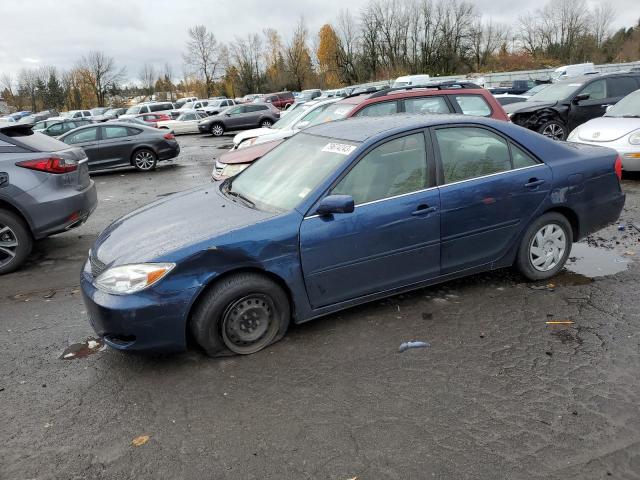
[322,143,357,155]
[298,187,311,198]
[334,107,352,116]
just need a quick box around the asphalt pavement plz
[1,133,640,480]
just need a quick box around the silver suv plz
[0,124,97,274]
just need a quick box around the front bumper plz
[80,268,197,353]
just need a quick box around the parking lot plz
[2,133,640,479]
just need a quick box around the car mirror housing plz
[573,93,590,104]
[316,195,355,216]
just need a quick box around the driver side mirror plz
[316,195,354,216]
[573,93,590,104]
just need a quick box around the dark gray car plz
[58,122,180,172]
[0,124,97,274]
[197,103,280,136]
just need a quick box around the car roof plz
[336,84,486,106]
[304,113,501,142]
[558,72,640,84]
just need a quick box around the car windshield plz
[527,82,582,102]
[272,105,314,130]
[126,106,143,114]
[180,102,194,109]
[59,111,73,118]
[224,133,358,212]
[604,89,640,117]
[524,84,549,96]
[305,102,354,127]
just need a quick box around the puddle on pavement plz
[565,243,631,277]
[60,338,104,360]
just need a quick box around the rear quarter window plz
[451,95,492,117]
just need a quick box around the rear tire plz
[516,212,572,281]
[537,120,567,141]
[132,149,157,171]
[0,209,33,275]
[260,119,273,128]
[190,272,290,356]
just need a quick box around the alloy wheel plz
[221,294,279,354]
[260,120,272,128]
[134,151,155,170]
[0,224,19,268]
[529,223,567,272]
[541,123,565,141]
[211,124,224,136]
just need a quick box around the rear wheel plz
[0,209,33,275]
[516,212,572,281]
[538,120,567,141]
[190,272,290,356]
[210,123,225,136]
[132,149,157,171]
[260,119,273,128]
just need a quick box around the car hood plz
[92,184,275,266]
[503,100,558,114]
[233,127,273,146]
[575,117,640,142]
[219,139,284,165]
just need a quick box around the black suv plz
[504,72,640,140]
[198,103,281,137]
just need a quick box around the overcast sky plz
[1,0,638,84]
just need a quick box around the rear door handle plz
[411,204,437,216]
[525,178,545,188]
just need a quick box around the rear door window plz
[435,127,511,184]
[103,126,129,139]
[354,101,399,117]
[451,95,492,117]
[404,96,451,114]
[606,77,639,98]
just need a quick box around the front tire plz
[538,120,567,141]
[260,119,273,128]
[516,212,572,281]
[190,272,290,356]
[0,209,33,275]
[132,149,157,171]
[210,123,225,136]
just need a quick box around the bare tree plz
[469,19,505,70]
[335,9,360,83]
[183,25,221,97]
[77,51,125,106]
[591,2,615,47]
[139,63,157,98]
[230,34,263,94]
[18,69,39,111]
[285,18,314,90]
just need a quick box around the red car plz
[135,113,171,128]
[213,82,510,180]
[258,91,295,110]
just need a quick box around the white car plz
[567,89,640,171]
[48,109,93,122]
[232,98,340,149]
[0,116,16,124]
[157,111,209,134]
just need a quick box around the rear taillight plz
[16,157,77,174]
[614,155,622,181]
[163,132,175,140]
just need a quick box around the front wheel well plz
[544,206,579,240]
[186,267,294,337]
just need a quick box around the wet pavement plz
[1,134,640,479]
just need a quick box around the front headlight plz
[95,263,175,295]
[629,130,640,145]
[221,163,249,177]
[237,137,257,149]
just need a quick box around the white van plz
[393,74,431,88]
[552,63,597,81]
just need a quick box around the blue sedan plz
[81,115,625,356]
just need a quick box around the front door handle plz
[411,204,437,216]
[525,178,545,188]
